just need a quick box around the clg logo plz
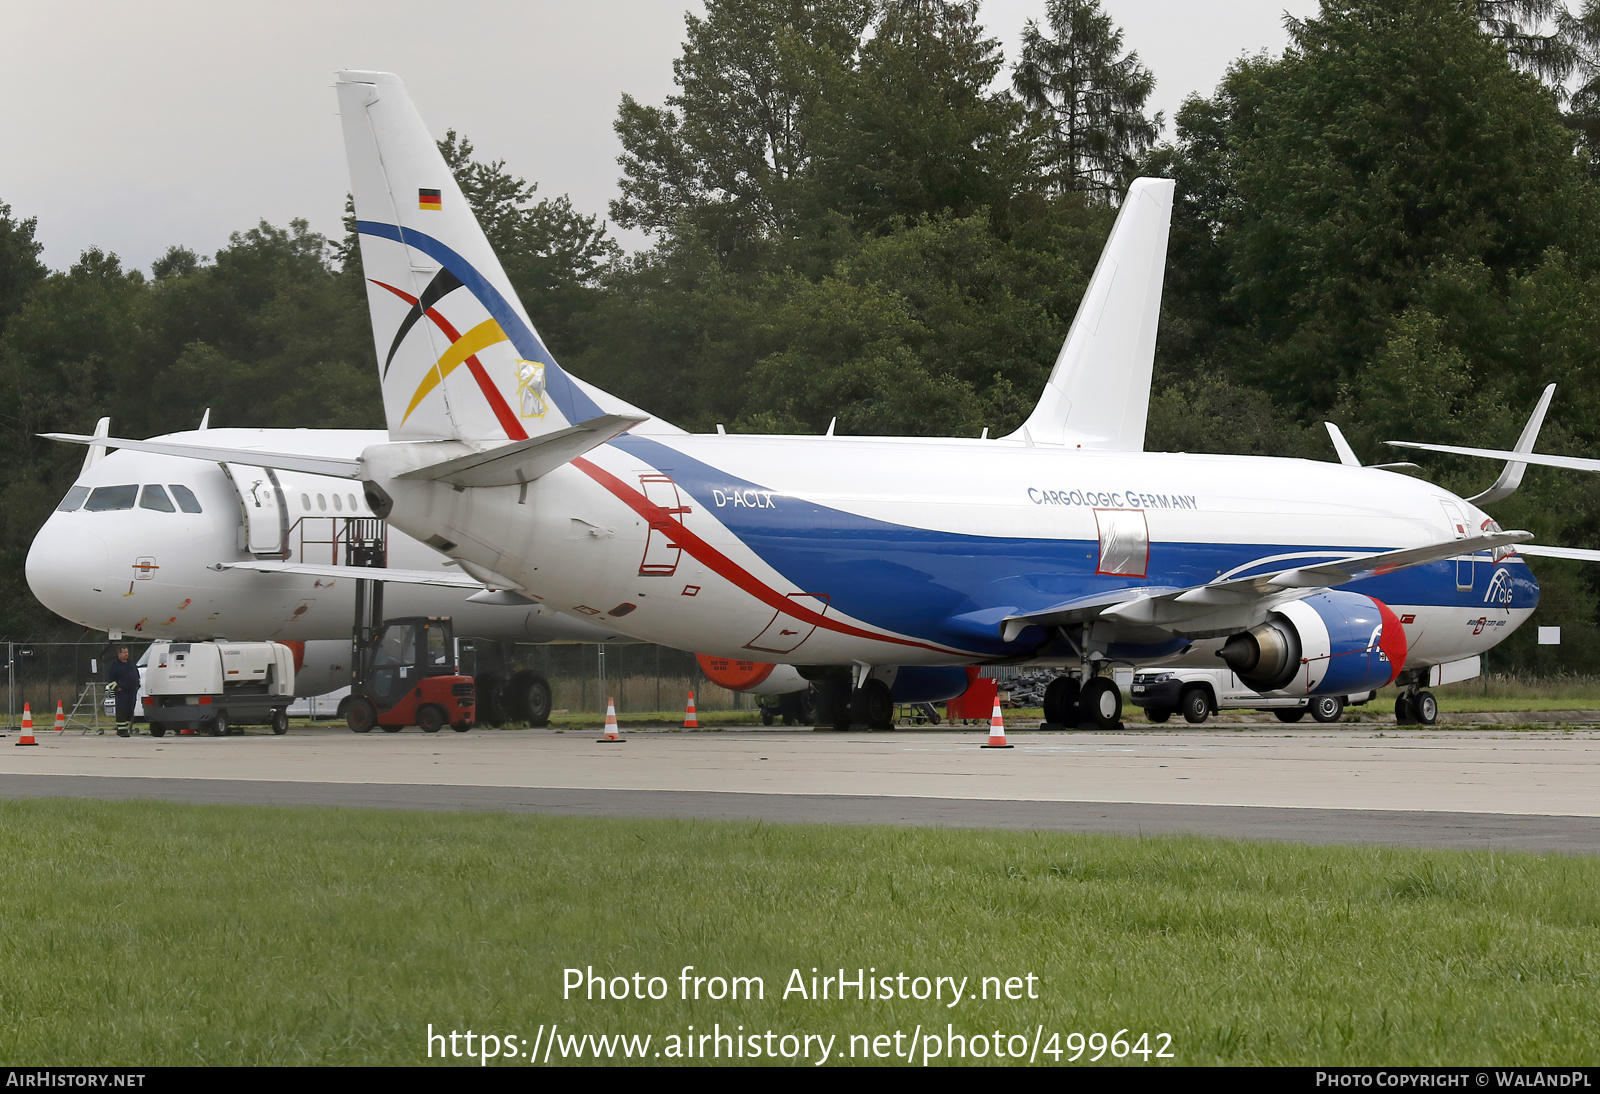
[1484,567,1516,607]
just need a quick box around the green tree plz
[1013,0,1161,201]
[0,200,47,337]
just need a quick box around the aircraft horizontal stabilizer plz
[41,433,363,479]
[999,530,1531,641]
[1387,440,1600,474]
[1385,383,1564,501]
[213,560,484,588]
[396,413,646,488]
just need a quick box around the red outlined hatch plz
[746,593,830,654]
[638,474,691,576]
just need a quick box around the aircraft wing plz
[1386,441,1600,475]
[1516,544,1600,563]
[999,530,1531,641]
[213,561,483,588]
[42,433,363,479]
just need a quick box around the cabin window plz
[84,485,139,512]
[169,485,203,513]
[139,485,176,512]
[348,494,359,512]
[332,493,343,512]
[301,494,311,511]
[56,485,90,512]
[317,494,327,511]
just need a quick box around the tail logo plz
[516,361,547,420]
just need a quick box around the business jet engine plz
[1217,590,1407,696]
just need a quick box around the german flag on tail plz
[418,188,442,211]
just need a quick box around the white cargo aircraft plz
[44,71,1543,730]
[25,423,624,721]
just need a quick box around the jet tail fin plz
[1007,177,1174,450]
[335,71,658,445]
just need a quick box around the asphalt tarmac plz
[2,722,1597,853]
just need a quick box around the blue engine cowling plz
[888,666,974,704]
[1219,590,1407,697]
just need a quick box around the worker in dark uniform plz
[107,646,140,737]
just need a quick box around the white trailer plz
[142,640,295,737]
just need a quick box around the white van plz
[1129,667,1376,724]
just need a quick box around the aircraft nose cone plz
[26,516,109,626]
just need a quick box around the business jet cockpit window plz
[169,485,203,513]
[56,485,90,512]
[84,485,139,512]
[139,485,176,512]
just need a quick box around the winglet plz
[1466,383,1556,505]
[1325,422,1361,467]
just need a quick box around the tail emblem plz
[516,361,547,419]
[418,188,442,211]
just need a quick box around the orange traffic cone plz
[14,703,38,747]
[597,697,624,743]
[683,691,699,729]
[53,701,65,734]
[981,700,1013,749]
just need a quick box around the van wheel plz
[1274,709,1305,723]
[1310,695,1345,723]
[149,726,167,738]
[1180,687,1210,724]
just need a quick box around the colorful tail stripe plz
[370,279,527,441]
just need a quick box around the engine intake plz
[1218,591,1407,696]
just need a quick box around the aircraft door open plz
[222,463,289,559]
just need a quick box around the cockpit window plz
[139,485,176,512]
[169,485,202,513]
[84,485,139,512]
[56,485,90,512]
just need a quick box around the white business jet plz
[44,71,1542,730]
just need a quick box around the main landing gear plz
[1042,671,1122,730]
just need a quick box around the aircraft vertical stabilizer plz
[335,71,657,444]
[1008,177,1174,450]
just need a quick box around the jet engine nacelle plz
[1217,590,1406,697]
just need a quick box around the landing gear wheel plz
[1080,677,1122,730]
[521,673,553,728]
[1043,676,1081,726]
[851,680,894,730]
[346,698,377,733]
[1310,695,1345,724]
[761,708,775,726]
[1414,690,1438,726]
[417,704,446,733]
[798,686,819,726]
[1145,708,1172,724]
[1274,709,1306,723]
[208,711,229,738]
[1180,686,1210,725]
[1394,694,1416,725]
[271,708,290,735]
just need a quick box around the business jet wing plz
[999,530,1531,641]
[41,433,363,479]
[214,560,484,588]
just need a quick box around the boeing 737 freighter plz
[45,71,1544,730]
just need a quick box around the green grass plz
[1,800,1597,1065]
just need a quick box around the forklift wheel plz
[417,704,446,734]
[451,721,471,733]
[381,723,403,733]
[346,698,377,733]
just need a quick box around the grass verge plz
[0,800,1596,1065]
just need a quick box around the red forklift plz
[341,567,475,733]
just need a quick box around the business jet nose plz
[25,515,110,626]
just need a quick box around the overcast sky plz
[1,0,1320,273]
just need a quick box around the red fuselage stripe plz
[570,455,964,656]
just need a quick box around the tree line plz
[3,0,1600,671]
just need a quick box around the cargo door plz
[222,464,288,558]
[638,474,691,576]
